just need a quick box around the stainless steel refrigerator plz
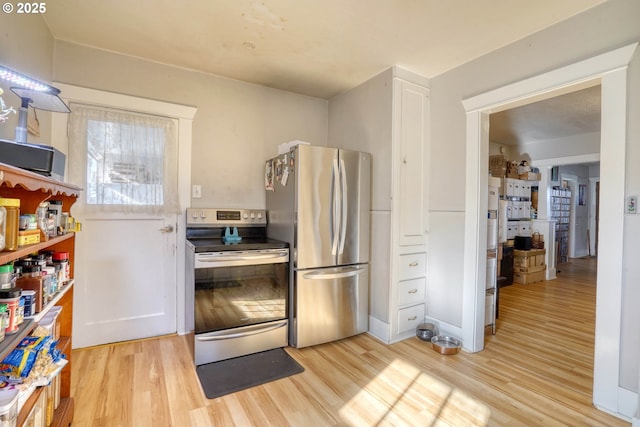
[265,144,371,348]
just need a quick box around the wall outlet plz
[627,195,637,214]
[192,184,202,199]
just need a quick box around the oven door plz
[194,249,289,364]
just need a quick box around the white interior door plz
[74,214,177,347]
[65,101,181,348]
[52,83,197,349]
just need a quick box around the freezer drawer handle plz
[196,321,287,341]
[409,261,419,267]
[408,289,418,294]
[303,266,364,280]
[408,316,417,321]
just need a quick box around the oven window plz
[195,263,288,334]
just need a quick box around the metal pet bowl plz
[416,323,437,341]
[431,335,462,355]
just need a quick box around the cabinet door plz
[397,79,429,246]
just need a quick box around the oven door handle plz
[196,321,288,341]
[197,252,289,263]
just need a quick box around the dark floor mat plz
[196,348,304,399]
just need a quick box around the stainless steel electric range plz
[185,208,289,366]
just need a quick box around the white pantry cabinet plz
[328,66,429,343]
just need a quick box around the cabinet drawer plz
[399,253,427,281]
[398,277,426,307]
[397,304,425,334]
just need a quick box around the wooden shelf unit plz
[0,161,80,427]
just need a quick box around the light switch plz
[627,195,637,214]
[192,185,202,199]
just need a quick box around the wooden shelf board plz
[0,233,75,266]
[0,161,82,196]
[51,397,74,427]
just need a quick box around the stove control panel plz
[186,208,267,226]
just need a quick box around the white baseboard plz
[618,386,638,421]
[594,386,637,423]
[546,267,557,280]
[368,315,391,344]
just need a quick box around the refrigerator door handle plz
[331,158,341,255]
[303,266,365,280]
[338,158,348,254]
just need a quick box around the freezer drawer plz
[293,264,369,348]
[194,320,288,365]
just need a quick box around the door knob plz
[160,225,174,233]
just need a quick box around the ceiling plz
[490,85,602,145]
[41,1,606,143]
[42,0,605,100]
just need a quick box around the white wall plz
[429,0,640,399]
[621,45,640,395]
[0,15,54,144]
[52,41,328,209]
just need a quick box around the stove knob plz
[191,211,198,219]
[243,212,249,219]
[250,212,256,219]
[200,211,206,219]
[257,212,263,220]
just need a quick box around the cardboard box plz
[513,249,546,268]
[513,263,546,274]
[513,269,546,284]
[519,172,541,181]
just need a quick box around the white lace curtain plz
[68,104,178,215]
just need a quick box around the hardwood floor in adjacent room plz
[71,257,629,426]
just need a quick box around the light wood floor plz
[71,257,630,426]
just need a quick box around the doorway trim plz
[461,43,637,417]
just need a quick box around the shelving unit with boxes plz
[485,177,500,334]
[490,155,538,242]
[489,155,546,286]
[550,187,571,264]
[0,161,79,427]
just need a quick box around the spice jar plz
[0,264,13,290]
[0,288,22,334]
[0,303,7,342]
[37,201,49,236]
[52,252,70,283]
[48,200,63,233]
[0,198,20,251]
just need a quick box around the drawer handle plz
[408,316,417,321]
[409,261,419,267]
[408,289,418,294]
